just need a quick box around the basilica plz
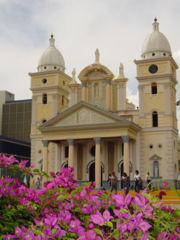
[29,19,179,188]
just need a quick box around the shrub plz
[0,154,180,240]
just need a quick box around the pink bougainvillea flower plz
[90,211,104,226]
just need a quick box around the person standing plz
[121,172,130,195]
[146,172,152,190]
[110,171,117,192]
[134,170,141,193]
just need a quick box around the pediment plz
[40,101,127,129]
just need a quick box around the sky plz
[0,0,180,130]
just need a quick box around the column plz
[68,139,75,168]
[42,140,49,173]
[106,79,111,109]
[94,137,101,188]
[82,82,87,101]
[122,136,130,175]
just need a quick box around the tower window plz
[152,111,158,127]
[62,96,64,105]
[152,53,155,56]
[44,66,47,69]
[54,66,57,69]
[151,82,157,94]
[42,94,47,104]
[163,53,166,56]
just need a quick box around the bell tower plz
[135,19,179,181]
[29,35,71,171]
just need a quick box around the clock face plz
[149,64,158,74]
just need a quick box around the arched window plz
[151,82,157,94]
[42,94,47,104]
[153,161,159,177]
[152,111,158,127]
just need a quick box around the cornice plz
[134,56,178,69]
[29,70,72,80]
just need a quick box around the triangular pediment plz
[40,101,129,129]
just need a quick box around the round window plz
[42,78,47,84]
[149,64,158,74]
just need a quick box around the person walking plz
[146,172,152,190]
[134,170,141,193]
[121,172,130,195]
[110,171,118,192]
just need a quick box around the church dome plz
[141,19,172,59]
[38,35,65,72]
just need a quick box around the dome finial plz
[153,18,159,31]
[118,63,125,78]
[49,34,55,46]
[94,48,100,64]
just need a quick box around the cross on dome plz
[153,18,159,31]
[49,34,55,46]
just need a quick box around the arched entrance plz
[89,162,103,186]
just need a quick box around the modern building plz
[0,91,31,172]
[29,19,179,188]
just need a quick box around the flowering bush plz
[0,154,180,240]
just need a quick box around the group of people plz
[108,170,152,194]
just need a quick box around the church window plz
[64,146,69,158]
[42,94,47,104]
[151,82,157,94]
[44,66,47,69]
[153,161,159,177]
[42,78,47,84]
[122,143,124,156]
[152,111,158,127]
[54,66,57,69]
[163,53,166,56]
[149,144,153,149]
[152,53,155,56]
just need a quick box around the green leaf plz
[57,195,65,200]
[94,228,103,237]
[104,221,113,228]
[52,228,58,235]
[111,228,119,239]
